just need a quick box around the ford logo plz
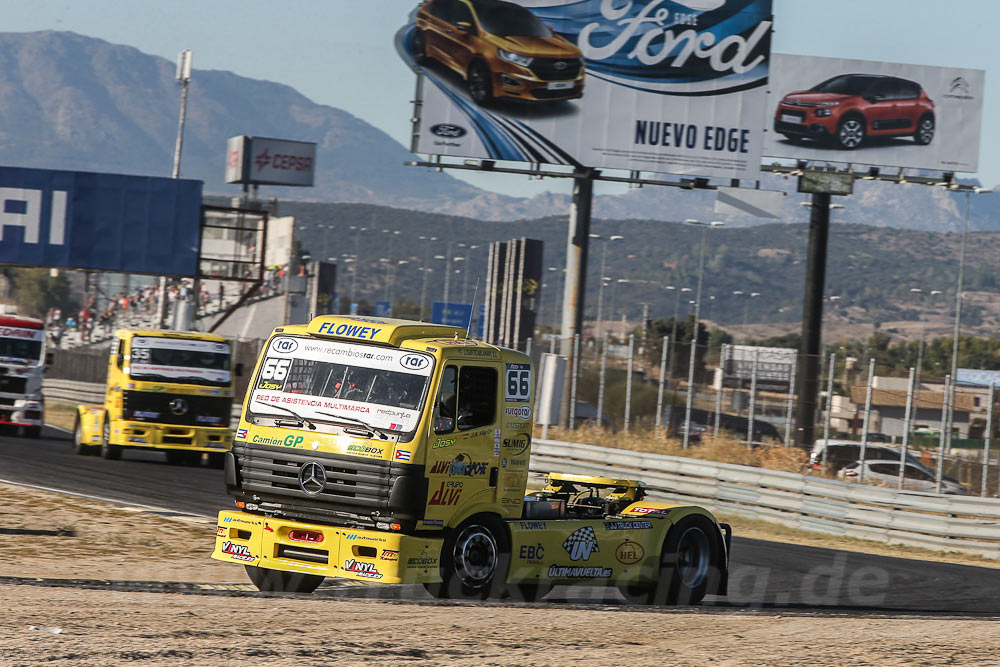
[430,124,467,138]
[399,354,430,371]
[273,338,298,353]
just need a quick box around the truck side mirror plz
[235,363,245,377]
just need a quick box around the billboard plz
[224,136,317,186]
[764,54,984,172]
[721,344,795,391]
[402,0,773,180]
[0,166,202,276]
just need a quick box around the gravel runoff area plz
[3,482,1000,666]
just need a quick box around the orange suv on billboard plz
[414,0,584,105]
[774,74,935,150]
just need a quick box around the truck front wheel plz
[424,515,509,600]
[618,515,723,606]
[100,417,122,460]
[244,565,324,593]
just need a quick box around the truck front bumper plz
[112,421,231,452]
[211,511,444,584]
[0,398,43,428]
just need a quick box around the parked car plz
[808,439,930,474]
[414,0,585,105]
[774,73,935,149]
[838,460,970,495]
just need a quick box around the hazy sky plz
[0,0,995,197]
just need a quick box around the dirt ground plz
[3,482,1000,665]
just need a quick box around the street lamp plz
[417,235,438,321]
[682,220,724,449]
[733,290,761,341]
[348,225,367,310]
[589,233,624,339]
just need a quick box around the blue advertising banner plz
[431,302,485,338]
[0,166,203,276]
[375,301,392,317]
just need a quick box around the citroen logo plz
[298,461,327,495]
[168,398,188,415]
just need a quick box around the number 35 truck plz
[212,316,730,604]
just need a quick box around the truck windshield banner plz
[128,337,232,384]
[0,326,43,364]
[400,0,773,179]
[249,337,434,434]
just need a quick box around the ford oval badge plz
[430,124,467,138]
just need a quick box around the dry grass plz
[45,402,78,431]
[538,424,810,473]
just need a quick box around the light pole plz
[348,225,367,310]
[418,235,438,321]
[733,290,761,341]
[457,243,479,303]
[589,233,624,340]
[945,192,972,460]
[683,220,724,449]
[665,285,690,387]
[909,287,943,400]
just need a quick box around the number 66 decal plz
[261,357,291,381]
[505,363,531,402]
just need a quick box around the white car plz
[838,460,970,495]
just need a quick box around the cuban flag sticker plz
[395,449,411,461]
[236,428,248,440]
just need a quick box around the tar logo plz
[255,149,271,171]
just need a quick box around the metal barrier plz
[40,379,1000,558]
[532,438,1000,559]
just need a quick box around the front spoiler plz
[211,511,444,584]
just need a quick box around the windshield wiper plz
[315,410,388,440]
[250,400,317,431]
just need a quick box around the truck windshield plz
[0,326,43,364]
[247,336,433,436]
[128,336,231,386]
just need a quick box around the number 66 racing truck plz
[212,316,730,604]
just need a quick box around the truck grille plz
[232,442,426,524]
[529,58,582,81]
[122,390,231,427]
[0,375,27,395]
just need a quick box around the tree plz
[6,268,75,318]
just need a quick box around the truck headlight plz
[498,49,533,67]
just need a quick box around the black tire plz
[468,61,494,106]
[100,417,122,460]
[413,29,430,65]
[835,115,865,149]
[618,515,723,606]
[166,450,200,466]
[914,114,934,145]
[508,582,552,603]
[423,514,508,600]
[207,452,226,469]
[781,133,803,144]
[244,565,324,594]
[72,418,93,455]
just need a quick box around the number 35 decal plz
[505,363,531,402]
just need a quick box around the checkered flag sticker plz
[563,526,599,561]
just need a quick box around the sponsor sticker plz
[344,559,382,579]
[547,565,613,579]
[604,521,653,531]
[615,541,645,565]
[504,406,532,420]
[563,526,600,561]
[221,541,255,562]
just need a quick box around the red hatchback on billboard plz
[774,74,935,150]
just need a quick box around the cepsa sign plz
[224,136,317,187]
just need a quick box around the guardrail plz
[42,380,1000,559]
[531,438,1000,559]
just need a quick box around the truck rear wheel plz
[244,565,324,593]
[424,515,508,600]
[618,515,723,606]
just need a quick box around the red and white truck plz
[0,315,48,438]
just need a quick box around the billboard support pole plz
[794,191,831,449]
[559,168,596,427]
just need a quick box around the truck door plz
[426,363,500,523]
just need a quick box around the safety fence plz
[531,438,1000,559]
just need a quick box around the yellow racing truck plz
[212,316,730,604]
[74,328,237,466]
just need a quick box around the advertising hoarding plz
[721,344,795,391]
[224,136,317,187]
[0,166,202,276]
[764,54,984,172]
[402,0,773,180]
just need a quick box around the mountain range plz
[0,30,996,232]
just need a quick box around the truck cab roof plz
[113,328,231,343]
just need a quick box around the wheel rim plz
[74,423,82,450]
[452,525,497,589]
[674,526,710,589]
[103,420,110,445]
[839,119,864,148]
[469,65,490,103]
[919,118,934,143]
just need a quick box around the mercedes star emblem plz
[298,461,327,495]
[168,398,188,415]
